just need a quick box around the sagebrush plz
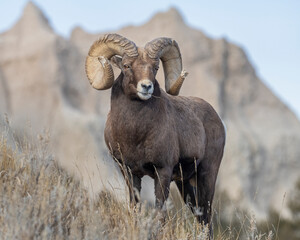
[0,133,275,240]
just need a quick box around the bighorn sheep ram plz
[85,34,226,226]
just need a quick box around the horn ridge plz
[88,33,138,58]
[85,33,138,90]
[145,38,187,95]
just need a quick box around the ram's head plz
[85,34,188,100]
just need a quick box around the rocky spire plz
[11,1,53,34]
[150,7,186,25]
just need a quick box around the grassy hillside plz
[0,132,277,239]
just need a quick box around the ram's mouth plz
[137,91,152,100]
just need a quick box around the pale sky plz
[1,0,299,119]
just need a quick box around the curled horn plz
[145,38,188,95]
[85,34,138,90]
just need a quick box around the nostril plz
[141,84,152,90]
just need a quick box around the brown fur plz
[104,48,226,227]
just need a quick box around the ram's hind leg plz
[175,157,221,237]
[195,160,217,225]
[195,152,223,240]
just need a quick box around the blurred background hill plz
[0,1,299,222]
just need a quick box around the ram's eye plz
[154,66,159,71]
[123,64,131,69]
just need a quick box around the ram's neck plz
[110,74,163,113]
[110,82,166,131]
[111,73,125,100]
[111,91,163,117]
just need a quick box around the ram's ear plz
[110,55,123,69]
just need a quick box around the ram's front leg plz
[119,164,141,204]
[129,174,141,204]
[154,167,172,209]
[124,169,141,204]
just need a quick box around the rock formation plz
[0,2,299,217]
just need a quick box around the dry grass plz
[0,132,273,240]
